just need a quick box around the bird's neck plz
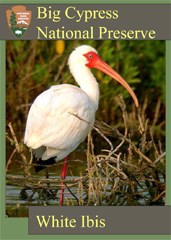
[73,67,99,110]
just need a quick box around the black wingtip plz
[35,165,46,173]
[34,157,57,173]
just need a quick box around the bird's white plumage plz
[68,45,97,69]
[24,84,96,160]
[24,45,99,162]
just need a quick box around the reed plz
[6,40,165,216]
[6,97,165,210]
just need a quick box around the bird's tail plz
[31,147,56,172]
[34,157,56,172]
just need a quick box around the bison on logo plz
[6,5,32,38]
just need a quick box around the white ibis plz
[24,45,139,205]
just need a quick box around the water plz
[6,149,88,216]
[6,147,165,217]
[6,174,82,217]
[6,175,79,205]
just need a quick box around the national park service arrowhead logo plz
[6,5,32,38]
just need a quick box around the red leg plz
[60,157,68,206]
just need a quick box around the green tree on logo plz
[10,11,17,28]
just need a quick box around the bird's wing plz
[24,84,95,152]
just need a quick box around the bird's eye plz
[88,54,92,58]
